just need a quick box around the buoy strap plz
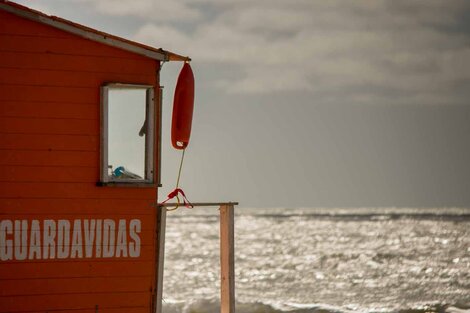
[160,188,193,211]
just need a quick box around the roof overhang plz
[0,0,191,62]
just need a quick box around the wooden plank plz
[0,51,156,75]
[0,241,156,265]
[159,202,239,208]
[0,260,155,280]
[0,34,155,60]
[0,133,98,151]
[0,67,155,89]
[0,292,150,312]
[0,11,75,38]
[0,117,98,135]
[0,84,98,104]
[0,165,97,183]
[0,101,97,119]
[0,210,155,218]
[154,207,166,313]
[0,182,156,199]
[219,204,235,313]
[0,198,155,215]
[45,308,150,313]
[15,308,151,313]
[0,276,152,296]
[0,150,97,167]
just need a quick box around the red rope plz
[160,149,193,211]
[160,188,193,209]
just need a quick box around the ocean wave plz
[162,299,470,313]
[166,207,470,221]
[163,299,351,313]
[167,212,470,222]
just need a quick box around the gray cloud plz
[129,1,470,104]
[70,0,202,22]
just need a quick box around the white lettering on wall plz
[71,219,83,258]
[0,219,142,261]
[95,219,102,258]
[57,220,70,259]
[116,219,127,258]
[43,220,56,259]
[84,219,95,258]
[129,219,141,258]
[14,220,27,260]
[103,219,115,258]
[0,220,13,261]
[29,220,41,260]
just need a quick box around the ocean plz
[161,207,470,313]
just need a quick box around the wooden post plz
[155,206,167,313]
[157,202,237,313]
[220,204,235,313]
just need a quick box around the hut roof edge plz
[0,0,191,62]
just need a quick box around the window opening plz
[101,84,155,184]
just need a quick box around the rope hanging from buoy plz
[160,149,193,211]
[159,62,195,211]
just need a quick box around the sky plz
[16,0,470,208]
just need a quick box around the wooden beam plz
[158,202,238,208]
[154,206,167,313]
[219,204,235,313]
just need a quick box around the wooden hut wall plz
[0,9,161,313]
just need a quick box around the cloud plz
[75,0,470,103]
[71,0,201,22]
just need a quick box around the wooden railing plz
[156,202,238,313]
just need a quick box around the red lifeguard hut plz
[0,2,236,313]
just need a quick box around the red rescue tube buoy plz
[171,62,195,150]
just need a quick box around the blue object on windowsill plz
[112,166,142,179]
[113,166,125,177]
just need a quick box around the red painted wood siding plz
[0,9,161,313]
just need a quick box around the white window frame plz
[100,83,155,185]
